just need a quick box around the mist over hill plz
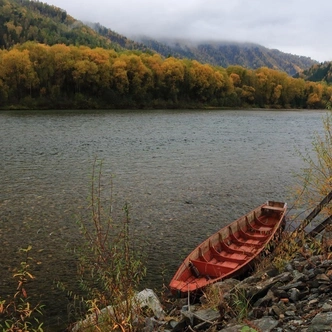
[0,0,321,78]
[133,36,318,76]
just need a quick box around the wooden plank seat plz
[210,246,247,263]
[246,217,273,234]
[220,240,254,256]
[229,231,262,248]
[261,204,285,211]
[190,259,238,277]
[238,227,270,240]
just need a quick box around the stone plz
[280,297,289,304]
[143,317,166,332]
[316,273,330,283]
[285,263,294,272]
[321,303,332,312]
[308,298,319,306]
[278,281,306,291]
[289,288,301,302]
[279,272,293,283]
[136,288,166,320]
[308,312,332,331]
[251,316,279,331]
[271,304,282,318]
[272,288,289,298]
[192,308,220,324]
[253,289,275,307]
[219,317,278,332]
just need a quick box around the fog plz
[46,0,332,62]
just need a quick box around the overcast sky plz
[46,0,331,62]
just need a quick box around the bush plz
[71,160,146,332]
[0,246,44,332]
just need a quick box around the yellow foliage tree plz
[0,48,38,100]
[160,57,185,102]
[111,58,129,94]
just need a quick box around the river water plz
[0,109,326,329]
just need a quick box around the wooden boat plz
[169,201,287,296]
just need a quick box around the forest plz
[0,0,331,110]
[0,42,331,110]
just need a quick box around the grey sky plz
[46,0,331,62]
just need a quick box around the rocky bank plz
[143,252,332,332]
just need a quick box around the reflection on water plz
[0,109,326,329]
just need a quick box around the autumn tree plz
[110,57,129,96]
[159,57,185,103]
[120,53,153,102]
[187,61,218,102]
[0,48,38,101]
[306,82,324,109]
[47,44,76,99]
[18,42,54,97]
[141,53,164,99]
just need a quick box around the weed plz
[230,287,252,322]
[201,285,224,311]
[70,160,146,332]
[0,246,44,332]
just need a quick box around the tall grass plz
[72,160,146,331]
[0,246,44,332]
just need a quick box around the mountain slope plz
[1,0,318,77]
[294,61,332,83]
[0,0,153,52]
[135,37,318,76]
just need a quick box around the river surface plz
[0,109,326,330]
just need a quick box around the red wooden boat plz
[169,201,287,296]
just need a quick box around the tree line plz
[0,42,331,110]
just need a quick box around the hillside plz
[0,0,151,52]
[0,0,319,78]
[294,61,332,83]
[134,37,318,76]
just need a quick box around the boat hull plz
[169,201,287,296]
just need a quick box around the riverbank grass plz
[0,246,44,332]
[70,160,146,331]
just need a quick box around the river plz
[0,109,326,330]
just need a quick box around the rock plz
[289,287,301,302]
[316,273,330,283]
[253,289,275,307]
[143,317,166,332]
[137,288,166,320]
[308,312,332,331]
[72,288,165,332]
[123,254,332,332]
[271,304,283,318]
[192,308,220,323]
[321,302,332,311]
[220,317,279,332]
[211,278,240,294]
[251,316,279,331]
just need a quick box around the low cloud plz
[47,0,332,62]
